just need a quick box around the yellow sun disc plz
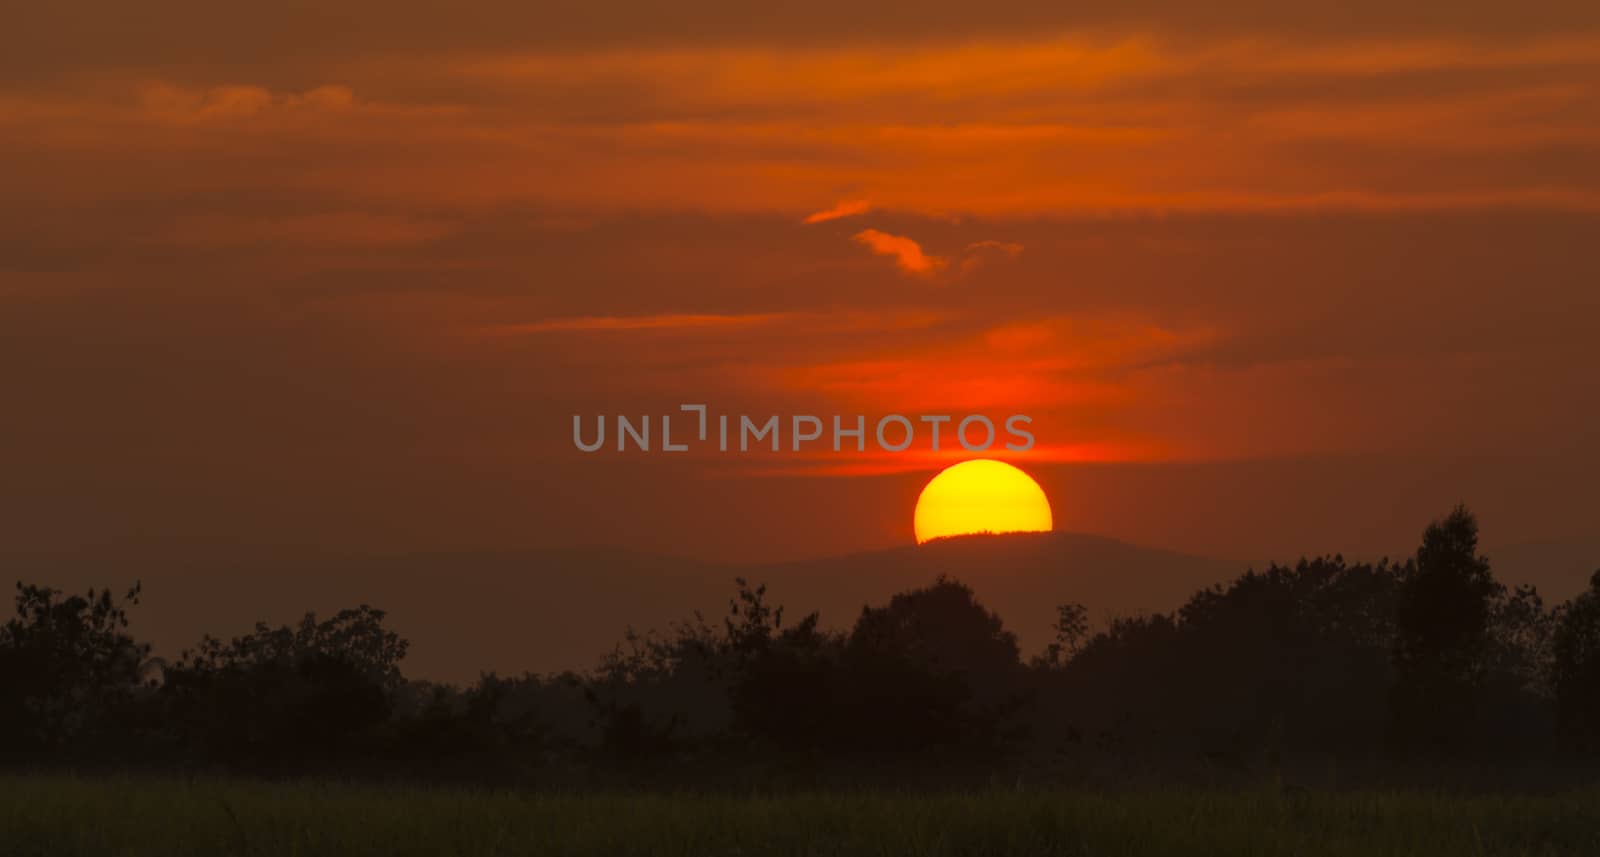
[913,459,1053,544]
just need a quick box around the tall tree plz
[1390,505,1503,751]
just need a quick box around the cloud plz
[803,199,871,224]
[136,83,358,123]
[726,313,1221,415]
[8,1,1597,87]
[960,240,1025,273]
[852,229,946,275]
[842,234,1022,278]
[966,240,1024,257]
[475,310,955,339]
[163,212,450,247]
[6,35,1600,221]
[481,313,796,333]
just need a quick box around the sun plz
[913,459,1053,544]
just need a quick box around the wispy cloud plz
[966,240,1023,257]
[475,309,953,336]
[852,229,945,275]
[483,313,796,334]
[803,199,871,224]
[135,83,359,123]
[164,212,451,247]
[722,313,1222,412]
[8,35,1600,220]
[959,240,1025,273]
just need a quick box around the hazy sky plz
[3,3,1598,566]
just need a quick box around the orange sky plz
[2,3,1599,565]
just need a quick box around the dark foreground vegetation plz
[7,776,1600,857]
[5,506,1600,791]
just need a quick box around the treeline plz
[5,506,1600,786]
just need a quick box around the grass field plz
[4,775,1599,856]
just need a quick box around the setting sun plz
[913,459,1054,543]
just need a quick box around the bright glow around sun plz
[913,459,1053,544]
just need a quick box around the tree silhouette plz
[833,577,1026,755]
[1033,603,1090,669]
[0,582,149,755]
[1039,556,1402,760]
[0,506,1584,783]
[1552,571,1600,751]
[723,580,839,753]
[1390,505,1503,751]
[159,606,407,768]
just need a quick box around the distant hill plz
[7,531,1595,682]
